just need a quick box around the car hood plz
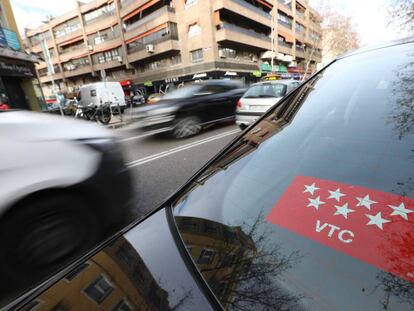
[6,208,213,311]
[0,111,112,142]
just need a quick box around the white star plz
[328,188,346,202]
[356,195,377,210]
[304,183,319,195]
[388,203,414,220]
[334,203,355,219]
[307,196,325,210]
[366,212,391,230]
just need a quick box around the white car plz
[236,80,300,129]
[0,110,133,291]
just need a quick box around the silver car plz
[236,80,300,129]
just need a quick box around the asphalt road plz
[115,123,241,221]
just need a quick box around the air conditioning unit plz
[146,44,155,53]
[218,49,226,58]
[116,56,123,62]
[88,45,93,51]
[251,55,258,62]
[67,64,76,71]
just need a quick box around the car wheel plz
[171,116,201,138]
[0,194,101,291]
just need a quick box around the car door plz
[195,84,233,122]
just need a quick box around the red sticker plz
[267,176,414,283]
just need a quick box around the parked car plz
[147,93,163,105]
[0,110,133,298]
[136,80,245,138]
[236,79,300,129]
[79,82,127,112]
[5,39,414,311]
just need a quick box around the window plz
[278,12,292,28]
[94,34,108,44]
[188,23,201,37]
[84,3,115,23]
[197,249,216,264]
[219,47,236,59]
[98,55,105,63]
[90,90,97,97]
[185,0,197,8]
[84,275,113,305]
[191,49,203,63]
[171,55,182,65]
[116,243,134,266]
[64,262,89,281]
[243,83,287,98]
[111,299,132,311]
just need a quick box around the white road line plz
[119,128,171,142]
[126,129,240,168]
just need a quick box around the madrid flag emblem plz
[267,176,414,282]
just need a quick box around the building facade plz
[26,0,322,97]
[0,0,44,110]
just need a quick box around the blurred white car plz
[236,80,300,129]
[0,110,132,290]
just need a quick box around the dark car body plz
[6,39,414,310]
[135,80,245,137]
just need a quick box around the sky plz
[10,0,407,46]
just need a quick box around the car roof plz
[338,35,414,60]
[251,80,297,87]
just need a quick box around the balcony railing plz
[125,6,175,33]
[127,33,178,54]
[278,41,293,48]
[232,0,271,17]
[219,22,270,42]
[59,44,86,55]
[84,12,115,26]
[278,20,292,29]
[296,10,305,19]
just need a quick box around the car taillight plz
[237,99,242,109]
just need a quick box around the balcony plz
[90,37,123,55]
[213,0,271,28]
[295,46,305,58]
[93,59,124,71]
[84,15,118,35]
[295,30,306,42]
[59,46,89,62]
[127,39,180,63]
[216,22,271,50]
[39,72,64,83]
[120,0,149,17]
[55,30,84,46]
[278,0,292,15]
[278,41,293,55]
[64,65,92,78]
[278,20,292,30]
[124,6,176,42]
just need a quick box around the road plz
[116,123,241,220]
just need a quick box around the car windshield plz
[162,85,203,99]
[173,43,414,310]
[243,83,287,98]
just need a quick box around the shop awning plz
[58,35,84,47]
[278,30,294,43]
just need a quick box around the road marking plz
[119,128,172,142]
[126,129,240,168]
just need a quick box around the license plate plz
[249,105,265,112]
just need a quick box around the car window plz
[173,43,414,310]
[162,85,203,99]
[243,83,287,98]
[200,85,228,95]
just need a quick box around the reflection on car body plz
[6,39,414,311]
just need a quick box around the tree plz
[319,8,360,64]
[387,0,414,33]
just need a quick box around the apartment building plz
[25,0,322,96]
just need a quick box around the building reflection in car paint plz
[175,216,304,310]
[21,210,212,311]
[30,238,169,311]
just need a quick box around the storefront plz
[0,54,44,110]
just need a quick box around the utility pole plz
[41,39,63,116]
[270,0,276,73]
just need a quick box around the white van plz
[79,82,126,111]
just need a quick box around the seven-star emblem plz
[334,203,355,219]
[307,196,325,210]
[366,212,391,230]
[304,183,319,195]
[328,188,346,202]
[356,194,377,210]
[388,203,414,220]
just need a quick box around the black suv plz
[135,80,245,138]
